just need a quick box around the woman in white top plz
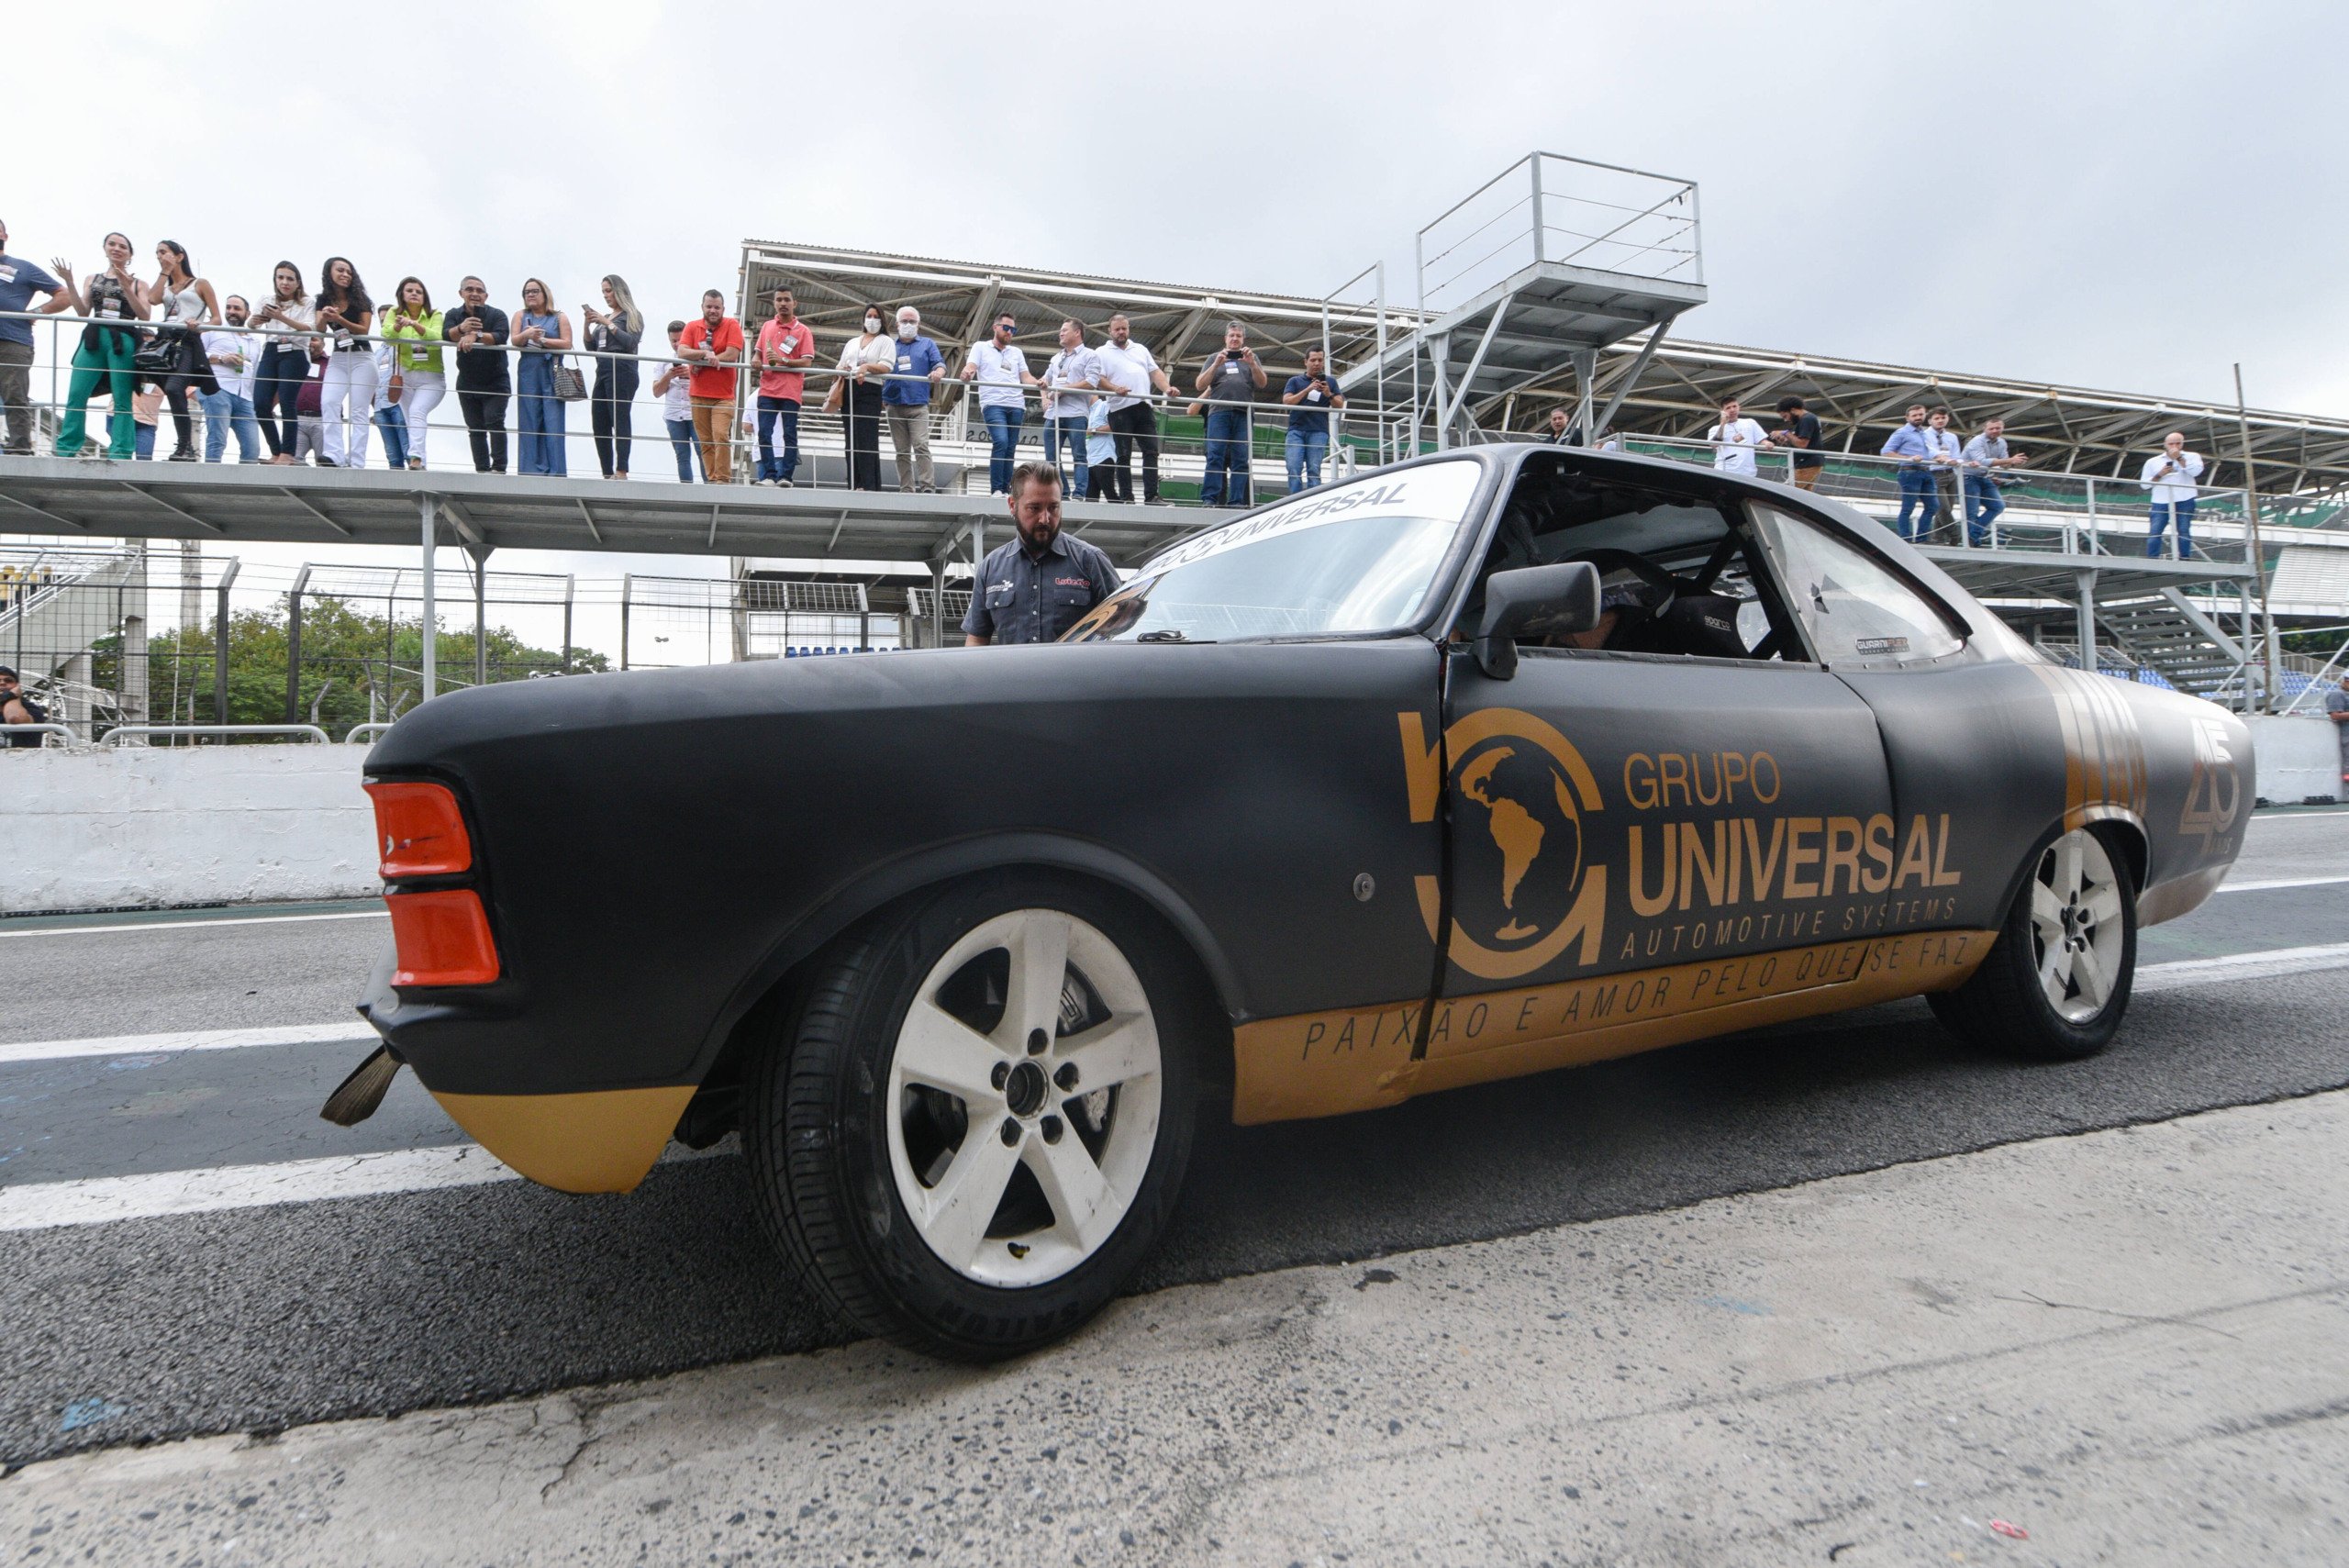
[314,256,375,469]
[247,261,316,464]
[150,240,221,462]
[824,303,894,491]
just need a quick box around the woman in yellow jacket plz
[381,277,446,472]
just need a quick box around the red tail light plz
[366,782,473,879]
[385,889,500,986]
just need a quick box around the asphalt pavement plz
[1,808,2345,1473]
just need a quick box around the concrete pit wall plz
[2246,714,2345,806]
[1,745,378,915]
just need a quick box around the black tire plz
[745,872,1200,1361]
[1930,825,2137,1062]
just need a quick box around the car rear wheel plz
[1929,826,2136,1061]
[746,874,1197,1361]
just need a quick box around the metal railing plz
[1416,153,1702,313]
[101,723,329,745]
[1577,430,2266,565]
[0,306,1360,508]
[0,722,76,748]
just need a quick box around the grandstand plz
[0,152,2343,718]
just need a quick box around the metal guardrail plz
[100,724,331,746]
[0,723,77,747]
[344,723,396,744]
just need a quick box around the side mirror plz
[1474,562,1601,680]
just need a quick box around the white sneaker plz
[776,478,794,489]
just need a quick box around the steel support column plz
[2076,570,2097,675]
[419,495,438,698]
[212,558,239,728]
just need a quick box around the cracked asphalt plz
[0,808,2343,1475]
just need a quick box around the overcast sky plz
[10,0,2344,649]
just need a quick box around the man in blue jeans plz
[1880,403,1939,540]
[961,311,1033,495]
[1039,318,1097,501]
[1280,347,1345,493]
[198,296,262,462]
[1194,321,1265,507]
[1958,417,2026,546]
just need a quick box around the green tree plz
[92,595,607,740]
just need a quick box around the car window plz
[1746,505,1964,667]
[1456,455,1804,663]
[1063,460,1482,642]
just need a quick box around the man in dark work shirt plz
[442,275,511,473]
[963,462,1121,646]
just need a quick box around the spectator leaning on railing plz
[1195,321,1264,507]
[0,221,72,456]
[2142,430,2203,559]
[884,306,946,494]
[1959,417,2027,546]
[1880,403,1937,541]
[679,290,742,485]
[1769,395,1823,489]
[1705,395,1767,477]
[1095,313,1172,504]
[963,311,1034,496]
[751,285,814,488]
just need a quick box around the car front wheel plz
[746,874,1198,1361]
[1930,826,2137,1061]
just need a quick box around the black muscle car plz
[340,445,2250,1358]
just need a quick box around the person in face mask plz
[881,306,946,492]
[828,302,895,492]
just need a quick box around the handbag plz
[551,361,589,402]
[130,326,183,382]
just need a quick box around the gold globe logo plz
[1397,709,1607,981]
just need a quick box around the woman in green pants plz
[54,232,149,459]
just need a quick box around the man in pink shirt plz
[752,285,816,486]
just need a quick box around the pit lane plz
[1,807,2344,1468]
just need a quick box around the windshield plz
[1063,460,1484,642]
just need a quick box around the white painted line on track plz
[0,909,387,939]
[2137,940,2349,990]
[2218,875,2349,894]
[0,1022,373,1068]
[0,1146,520,1232]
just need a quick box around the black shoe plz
[167,449,197,462]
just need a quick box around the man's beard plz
[1018,517,1059,551]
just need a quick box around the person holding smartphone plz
[247,262,316,463]
[1192,321,1266,506]
[53,232,149,461]
[1280,346,1345,493]
[2141,430,2204,560]
[442,276,512,473]
[314,256,375,468]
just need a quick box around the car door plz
[1742,500,2069,942]
[1419,631,1907,1080]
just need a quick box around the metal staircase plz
[0,545,150,731]
[2092,589,2248,698]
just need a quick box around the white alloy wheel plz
[2027,828,2126,1023]
[885,907,1163,1287]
